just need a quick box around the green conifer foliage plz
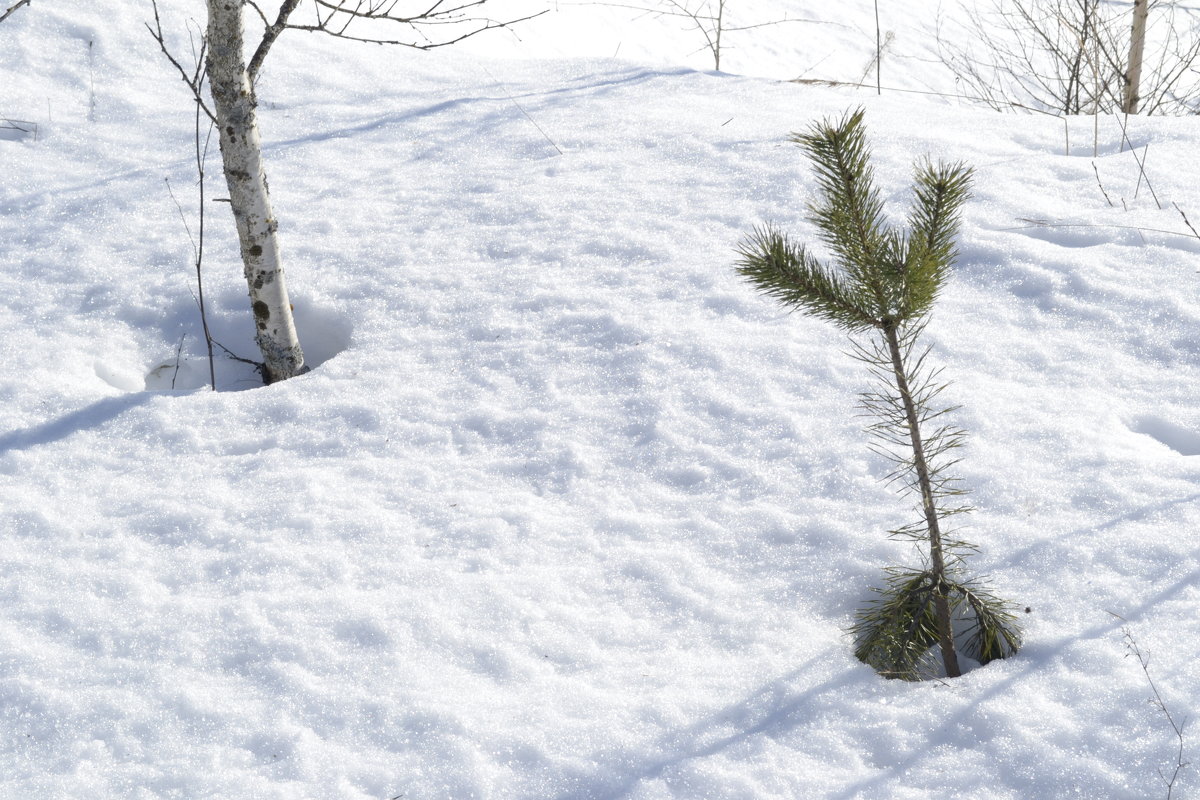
[735,108,1022,680]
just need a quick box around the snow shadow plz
[1005,491,1200,573]
[550,659,859,800]
[1129,415,1200,456]
[0,393,154,454]
[0,119,37,142]
[274,66,701,160]
[829,564,1200,800]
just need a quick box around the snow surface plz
[2,1,1200,798]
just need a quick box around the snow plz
[2,1,1200,798]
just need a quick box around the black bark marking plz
[253,300,270,330]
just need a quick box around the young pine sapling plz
[735,109,1021,680]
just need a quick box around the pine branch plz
[792,109,889,311]
[735,225,877,331]
[903,160,973,319]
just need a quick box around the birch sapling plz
[152,0,545,384]
[734,108,1021,680]
[207,0,304,383]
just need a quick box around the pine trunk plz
[206,0,305,383]
[882,320,961,678]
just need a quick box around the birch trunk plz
[206,0,305,383]
[1123,0,1149,114]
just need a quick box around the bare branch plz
[0,0,31,25]
[313,0,488,24]
[280,0,547,50]
[247,0,302,83]
[939,0,1200,115]
[549,1,842,71]
[1004,217,1197,243]
[1173,202,1200,243]
[1092,161,1113,207]
[245,0,272,28]
[1113,620,1190,800]
[146,0,217,124]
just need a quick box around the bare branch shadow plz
[550,656,860,800]
[0,393,155,454]
[829,495,1200,800]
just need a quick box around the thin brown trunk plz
[874,0,881,95]
[882,320,961,678]
[1123,0,1149,113]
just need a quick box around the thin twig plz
[282,1,546,50]
[789,78,1063,116]
[1174,203,1200,242]
[1113,109,1163,209]
[170,332,186,390]
[163,177,197,258]
[211,338,266,383]
[874,0,881,95]
[161,27,217,391]
[480,65,563,156]
[146,0,217,124]
[1111,617,1189,800]
[1092,161,1113,207]
[1005,217,1200,243]
[193,72,217,391]
[0,0,31,24]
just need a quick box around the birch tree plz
[151,0,541,383]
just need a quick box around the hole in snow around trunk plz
[1129,415,1200,456]
[130,297,352,393]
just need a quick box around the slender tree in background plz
[1122,0,1149,114]
[735,109,1021,680]
[151,0,541,383]
[939,0,1200,116]
[594,0,829,72]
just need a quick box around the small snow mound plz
[94,359,145,393]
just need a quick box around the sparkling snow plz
[1,1,1199,798]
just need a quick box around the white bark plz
[1123,0,1149,114]
[206,0,305,383]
